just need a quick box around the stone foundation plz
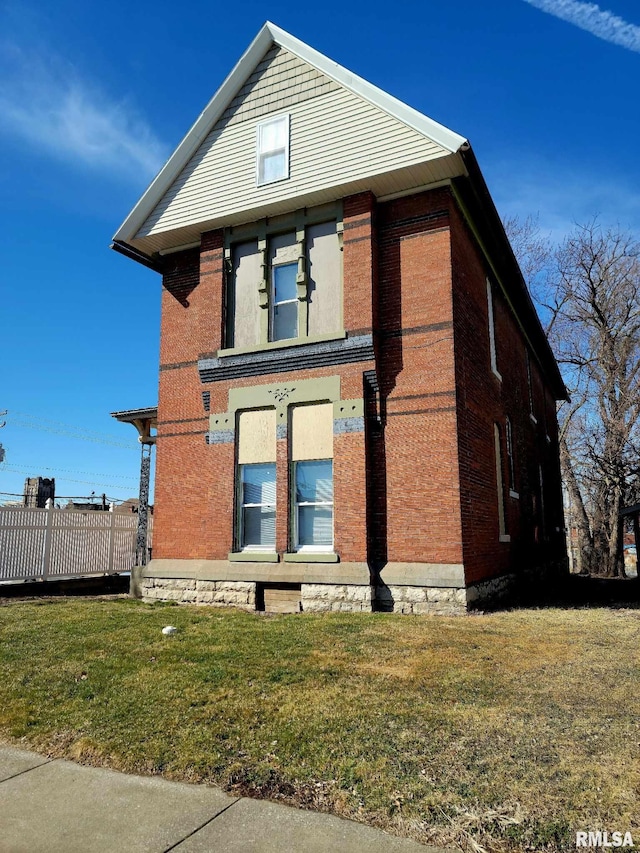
[138,567,525,615]
[141,578,256,611]
[466,573,516,610]
[375,584,468,615]
[301,583,372,612]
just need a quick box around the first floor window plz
[493,424,508,539]
[294,459,333,550]
[239,462,276,549]
[505,416,516,493]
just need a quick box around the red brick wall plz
[374,190,463,566]
[153,202,377,563]
[343,192,376,335]
[449,203,566,584]
[151,188,564,583]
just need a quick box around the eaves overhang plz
[454,147,567,402]
[111,407,158,445]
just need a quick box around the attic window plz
[257,115,290,185]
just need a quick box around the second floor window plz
[226,218,342,350]
[487,279,501,380]
[505,416,517,494]
[272,262,298,340]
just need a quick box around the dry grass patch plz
[0,598,639,851]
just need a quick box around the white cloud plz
[488,156,640,241]
[0,42,169,182]
[522,0,640,52]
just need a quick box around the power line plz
[0,464,139,491]
[0,491,136,503]
[3,462,137,482]
[7,412,136,449]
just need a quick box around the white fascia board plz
[267,22,467,154]
[113,23,275,244]
[114,21,468,247]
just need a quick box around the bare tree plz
[506,218,640,577]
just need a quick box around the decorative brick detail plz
[198,335,374,383]
[333,416,364,434]
[205,430,235,445]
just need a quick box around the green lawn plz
[0,597,638,852]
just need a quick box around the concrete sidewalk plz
[0,745,455,853]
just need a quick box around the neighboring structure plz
[23,477,55,509]
[112,23,567,614]
[113,498,154,516]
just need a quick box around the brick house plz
[113,22,567,614]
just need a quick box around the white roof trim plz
[113,22,468,247]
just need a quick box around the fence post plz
[107,505,116,573]
[41,499,54,581]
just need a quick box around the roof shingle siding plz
[220,45,340,128]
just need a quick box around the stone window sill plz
[228,551,279,563]
[499,534,511,543]
[283,552,339,563]
[218,331,346,359]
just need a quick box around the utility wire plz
[8,412,137,449]
[0,464,138,491]
[0,491,137,503]
[3,462,137,482]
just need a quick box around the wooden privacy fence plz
[0,507,153,583]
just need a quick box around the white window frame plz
[526,349,537,424]
[505,416,518,498]
[256,114,290,186]
[487,278,501,381]
[293,459,334,553]
[539,463,547,542]
[494,424,510,542]
[270,260,298,342]
[238,462,276,551]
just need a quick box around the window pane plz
[260,151,286,183]
[273,263,297,302]
[273,301,297,341]
[241,463,276,505]
[260,118,287,152]
[296,460,333,503]
[298,506,333,547]
[243,507,276,547]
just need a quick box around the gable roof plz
[113,22,468,259]
[111,23,566,401]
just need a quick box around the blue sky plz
[1,0,639,504]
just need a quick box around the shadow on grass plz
[0,575,129,601]
[513,573,640,611]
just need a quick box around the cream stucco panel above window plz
[237,409,276,464]
[291,403,334,461]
